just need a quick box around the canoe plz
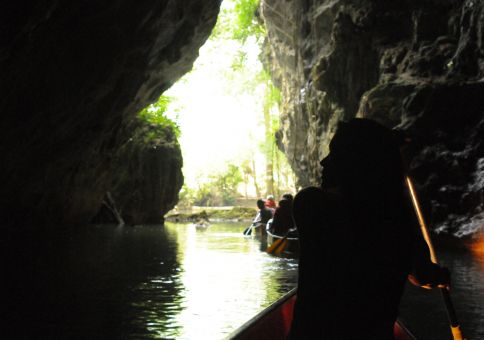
[266,228,299,254]
[193,220,210,229]
[227,288,416,340]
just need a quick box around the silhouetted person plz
[256,199,273,236]
[282,193,294,201]
[289,118,449,339]
[270,194,294,236]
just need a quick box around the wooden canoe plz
[227,288,416,340]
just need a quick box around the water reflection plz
[399,249,484,340]
[6,222,481,339]
[163,222,298,339]
[4,222,298,339]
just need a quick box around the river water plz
[399,247,484,340]
[6,222,482,339]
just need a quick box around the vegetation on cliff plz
[138,95,180,141]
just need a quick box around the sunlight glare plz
[165,36,264,187]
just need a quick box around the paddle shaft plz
[405,177,464,340]
[244,213,262,235]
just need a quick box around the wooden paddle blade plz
[267,237,285,254]
[243,226,252,236]
[274,239,289,255]
[267,238,282,254]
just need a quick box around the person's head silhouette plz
[256,199,266,210]
[320,118,405,219]
[282,193,294,201]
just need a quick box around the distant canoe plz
[193,220,210,229]
[227,288,416,340]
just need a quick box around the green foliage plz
[232,0,264,41]
[212,164,243,205]
[266,80,282,108]
[166,206,256,221]
[207,206,256,219]
[231,50,248,72]
[177,184,195,209]
[190,163,244,206]
[212,0,264,43]
[138,95,180,138]
[194,182,215,207]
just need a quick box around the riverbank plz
[165,205,256,223]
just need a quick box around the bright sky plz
[164,36,265,187]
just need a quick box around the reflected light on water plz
[177,226,267,338]
[469,233,484,270]
[131,222,298,339]
[470,234,484,255]
[6,222,482,339]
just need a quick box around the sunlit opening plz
[140,0,297,209]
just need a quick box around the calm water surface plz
[7,222,483,339]
[9,222,297,339]
[399,248,484,340]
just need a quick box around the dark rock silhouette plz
[0,1,221,228]
[261,0,484,236]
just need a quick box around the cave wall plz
[261,0,484,236]
[0,1,221,228]
[107,120,183,225]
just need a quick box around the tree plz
[212,0,264,43]
[191,163,243,206]
[212,164,243,205]
[240,160,252,199]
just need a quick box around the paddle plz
[274,237,289,255]
[267,235,287,254]
[243,213,261,236]
[266,228,296,255]
[406,177,465,340]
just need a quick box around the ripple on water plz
[399,249,484,340]
[115,222,299,339]
[11,222,481,339]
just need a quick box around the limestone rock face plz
[107,121,183,225]
[0,1,221,228]
[261,0,484,236]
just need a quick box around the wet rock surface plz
[93,120,184,225]
[261,0,484,236]
[0,1,221,228]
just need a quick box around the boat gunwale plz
[226,288,297,339]
[266,229,299,241]
[227,288,417,340]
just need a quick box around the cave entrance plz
[141,0,297,212]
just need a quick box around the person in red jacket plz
[264,195,276,210]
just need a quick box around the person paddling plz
[269,193,294,237]
[256,199,273,236]
[289,118,450,340]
